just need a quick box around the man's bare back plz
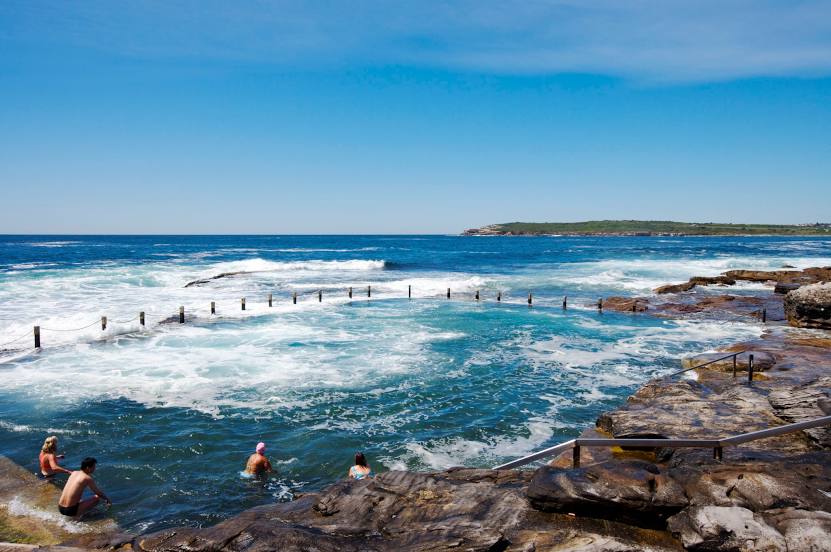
[58,457,111,518]
[244,452,272,475]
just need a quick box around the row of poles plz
[19,286,768,350]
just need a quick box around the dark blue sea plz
[1,235,829,532]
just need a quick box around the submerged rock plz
[784,282,831,329]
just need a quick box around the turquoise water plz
[1,235,829,532]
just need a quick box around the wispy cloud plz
[4,0,831,82]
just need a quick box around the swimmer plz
[58,457,111,519]
[348,452,373,480]
[39,436,71,478]
[243,442,272,476]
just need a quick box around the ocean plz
[1,234,830,533]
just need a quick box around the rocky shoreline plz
[3,269,830,551]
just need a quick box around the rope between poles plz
[41,319,101,332]
[0,329,33,348]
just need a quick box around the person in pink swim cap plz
[243,442,272,476]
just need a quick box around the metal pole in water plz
[348,287,352,299]
[563,296,567,309]
[475,290,480,301]
[408,285,411,298]
[447,288,451,299]
[368,285,371,298]
[528,292,533,306]
[598,298,603,311]
[140,311,146,326]
[497,291,501,302]
[293,292,297,305]
[101,316,107,331]
[179,306,185,323]
[319,290,322,302]
[241,298,246,311]
[748,354,754,383]
[733,354,737,378]
[210,302,215,315]
[34,326,40,348]
[762,309,767,323]
[268,293,272,307]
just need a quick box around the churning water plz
[1,234,830,532]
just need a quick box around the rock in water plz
[784,283,831,329]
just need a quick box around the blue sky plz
[1,1,830,233]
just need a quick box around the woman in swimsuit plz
[39,436,71,478]
[348,452,373,480]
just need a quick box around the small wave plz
[5,497,93,533]
[207,258,386,274]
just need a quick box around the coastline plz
[2,271,830,550]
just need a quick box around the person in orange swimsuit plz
[39,436,71,479]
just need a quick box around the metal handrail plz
[666,350,748,378]
[493,415,831,470]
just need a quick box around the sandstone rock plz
[767,377,831,447]
[654,276,736,295]
[773,282,800,294]
[666,505,786,551]
[763,508,831,552]
[680,351,775,373]
[784,282,831,329]
[527,461,688,526]
[601,297,649,312]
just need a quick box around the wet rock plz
[666,505,786,551]
[527,461,688,527]
[601,297,649,312]
[773,282,800,294]
[767,377,831,447]
[654,277,736,295]
[184,271,248,288]
[784,282,831,329]
[680,351,775,373]
[0,456,120,547]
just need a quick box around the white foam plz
[4,496,93,533]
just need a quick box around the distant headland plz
[463,220,831,236]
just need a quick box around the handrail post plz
[293,291,297,305]
[179,306,185,323]
[268,293,272,307]
[733,353,737,378]
[714,446,723,460]
[319,290,322,302]
[408,285,411,299]
[475,290,480,301]
[210,302,215,315]
[34,326,40,348]
[497,291,501,302]
[101,316,107,331]
[748,353,754,383]
[367,285,371,298]
[572,445,581,468]
[348,287,352,299]
[140,311,145,326]
[241,298,246,311]
[563,295,567,309]
[528,292,532,306]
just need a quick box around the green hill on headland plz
[463,220,831,236]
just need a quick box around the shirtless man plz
[58,457,111,519]
[243,442,272,476]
